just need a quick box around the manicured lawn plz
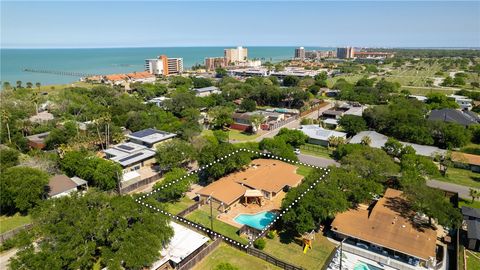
[0,214,31,233]
[466,250,480,270]
[459,198,480,209]
[438,167,480,189]
[461,144,480,156]
[263,232,336,270]
[193,243,281,270]
[185,206,248,244]
[201,129,260,142]
[296,165,315,177]
[300,144,333,159]
[164,196,195,215]
[228,129,260,142]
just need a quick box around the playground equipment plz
[302,230,315,254]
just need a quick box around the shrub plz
[253,238,266,250]
[266,230,276,239]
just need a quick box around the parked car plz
[294,148,301,155]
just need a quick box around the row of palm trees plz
[2,81,41,90]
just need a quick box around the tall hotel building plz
[294,47,305,60]
[336,47,355,59]
[145,55,184,76]
[224,46,248,64]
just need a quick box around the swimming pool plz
[353,262,383,270]
[234,211,277,230]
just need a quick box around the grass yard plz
[296,164,315,177]
[263,232,336,270]
[0,214,31,234]
[185,206,248,244]
[193,243,281,270]
[461,144,480,156]
[459,198,480,209]
[401,86,458,96]
[164,196,196,215]
[201,129,260,142]
[438,167,480,189]
[300,144,333,159]
[466,250,480,270]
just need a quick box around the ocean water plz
[0,47,334,85]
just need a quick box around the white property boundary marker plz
[135,148,331,249]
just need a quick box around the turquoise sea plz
[0,47,334,85]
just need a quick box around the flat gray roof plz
[127,128,176,145]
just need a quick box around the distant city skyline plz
[1,1,479,48]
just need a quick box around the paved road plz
[427,179,473,200]
[0,248,17,269]
[298,153,339,168]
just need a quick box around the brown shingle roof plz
[48,175,79,197]
[331,188,437,260]
[105,74,128,81]
[196,159,303,205]
[451,151,480,166]
[126,71,155,79]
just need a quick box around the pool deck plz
[217,191,285,228]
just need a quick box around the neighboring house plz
[196,159,303,212]
[448,94,473,110]
[103,142,156,174]
[48,174,88,198]
[149,222,209,270]
[147,97,171,108]
[331,188,443,270]
[299,125,347,147]
[193,86,221,97]
[451,152,480,173]
[26,132,50,150]
[462,207,480,251]
[28,111,54,123]
[408,95,428,102]
[103,74,129,85]
[126,128,176,149]
[349,130,446,158]
[231,110,285,132]
[428,109,479,127]
[126,71,156,83]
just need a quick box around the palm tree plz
[470,188,480,203]
[1,110,12,143]
[16,80,22,89]
[26,82,33,88]
[2,82,11,90]
[328,136,338,148]
[360,136,372,146]
[249,114,265,134]
[35,82,41,91]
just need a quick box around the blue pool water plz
[234,211,277,230]
[353,262,383,270]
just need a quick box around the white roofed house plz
[193,86,221,97]
[299,125,347,147]
[348,131,447,158]
[126,128,176,149]
[149,222,209,270]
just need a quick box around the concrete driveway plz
[427,179,474,200]
[297,153,339,168]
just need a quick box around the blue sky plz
[1,1,479,48]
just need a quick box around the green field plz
[185,206,248,244]
[300,144,333,159]
[0,214,31,234]
[296,164,315,177]
[459,198,480,209]
[201,129,260,142]
[193,243,281,270]
[466,250,480,270]
[438,167,480,189]
[263,232,336,270]
[164,196,196,215]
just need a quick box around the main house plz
[196,159,303,212]
[331,188,444,270]
[299,125,347,146]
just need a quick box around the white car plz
[294,148,301,155]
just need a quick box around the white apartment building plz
[145,55,184,76]
[224,46,248,64]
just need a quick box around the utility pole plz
[209,194,214,232]
[339,239,345,270]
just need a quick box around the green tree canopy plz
[155,139,197,171]
[9,191,174,270]
[153,168,198,202]
[275,128,308,148]
[259,137,298,162]
[0,166,49,214]
[338,115,367,136]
